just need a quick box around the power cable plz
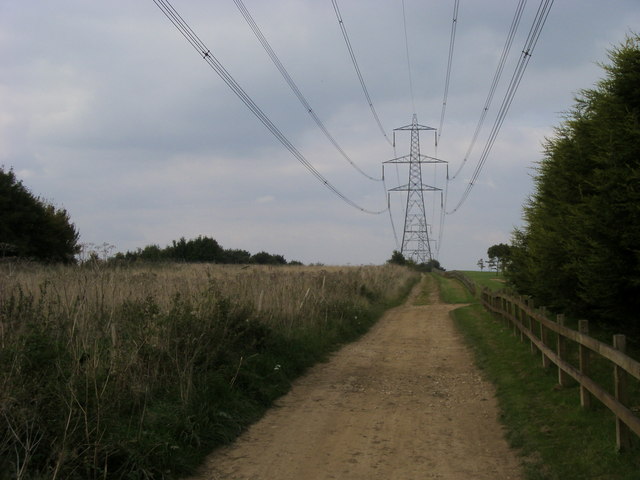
[382,170,401,250]
[436,166,448,258]
[447,0,554,214]
[232,0,382,182]
[436,0,460,146]
[152,0,386,215]
[450,0,527,180]
[401,0,416,114]
[331,0,393,146]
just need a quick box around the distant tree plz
[139,244,164,262]
[156,236,223,262]
[477,259,485,272]
[0,167,79,262]
[387,250,406,265]
[487,243,511,273]
[119,236,291,265]
[224,248,252,264]
[251,251,287,265]
[424,259,443,272]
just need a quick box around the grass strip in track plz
[413,274,435,305]
[431,273,475,304]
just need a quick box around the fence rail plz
[479,287,640,451]
[443,270,476,296]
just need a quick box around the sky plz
[1,1,638,269]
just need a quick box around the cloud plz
[1,0,637,269]
[256,195,275,204]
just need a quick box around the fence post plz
[579,320,591,409]
[526,297,536,355]
[518,297,525,342]
[556,314,570,387]
[539,307,550,368]
[613,334,630,452]
[503,297,509,327]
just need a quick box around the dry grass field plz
[0,261,417,479]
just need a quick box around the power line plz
[232,0,382,182]
[152,0,386,215]
[437,0,460,145]
[382,172,401,250]
[430,1,456,252]
[436,171,447,258]
[450,0,527,180]
[331,0,393,146]
[447,0,554,214]
[439,0,526,256]
[401,0,416,114]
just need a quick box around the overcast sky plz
[2,1,638,268]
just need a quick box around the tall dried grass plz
[0,262,417,479]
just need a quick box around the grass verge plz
[451,303,640,479]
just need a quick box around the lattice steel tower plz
[385,114,446,264]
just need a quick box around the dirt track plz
[189,277,523,479]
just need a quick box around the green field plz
[459,270,507,292]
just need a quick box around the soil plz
[188,278,523,479]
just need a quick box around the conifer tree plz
[0,167,80,263]
[507,35,640,328]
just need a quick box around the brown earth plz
[188,277,523,479]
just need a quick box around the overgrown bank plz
[0,263,418,479]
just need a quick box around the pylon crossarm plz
[384,154,446,164]
[389,184,441,192]
[394,123,436,131]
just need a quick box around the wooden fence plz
[443,270,476,296]
[479,286,640,452]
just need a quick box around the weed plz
[0,263,418,479]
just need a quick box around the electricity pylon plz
[385,114,446,264]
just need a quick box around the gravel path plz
[188,277,523,479]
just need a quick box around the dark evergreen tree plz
[250,251,287,265]
[506,35,640,328]
[223,248,252,264]
[165,236,224,262]
[120,237,289,265]
[0,167,79,262]
[387,250,407,265]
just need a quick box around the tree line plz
[498,35,640,333]
[115,236,299,265]
[0,167,79,263]
[1,168,298,266]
